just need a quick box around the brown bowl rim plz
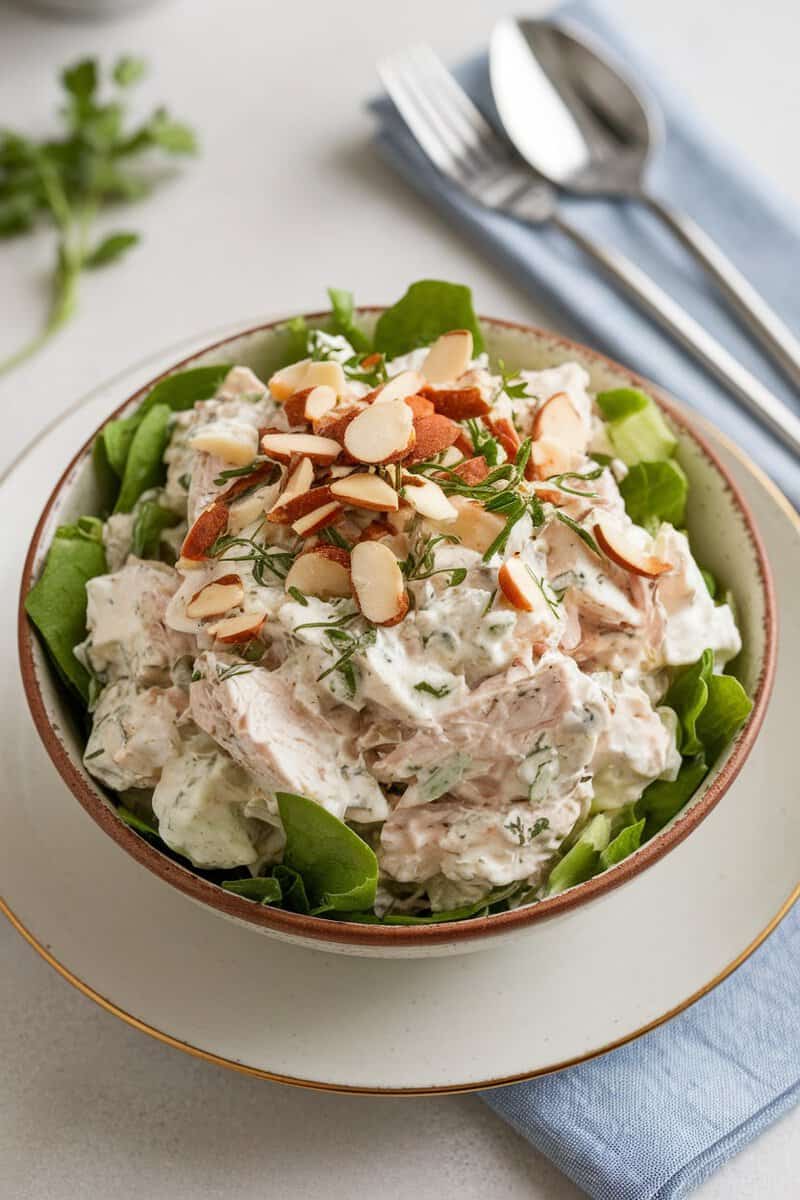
[18,310,777,948]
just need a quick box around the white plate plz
[3,340,799,1092]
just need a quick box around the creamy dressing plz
[80,356,743,906]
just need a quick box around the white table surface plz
[1,0,797,1196]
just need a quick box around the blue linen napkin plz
[371,4,800,1195]
[370,0,800,508]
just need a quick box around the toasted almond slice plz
[316,405,363,442]
[498,556,548,613]
[532,484,566,507]
[404,393,436,419]
[421,330,473,384]
[261,432,341,465]
[305,385,337,423]
[188,419,259,466]
[420,385,489,419]
[180,502,228,561]
[350,540,408,626]
[285,546,352,599]
[292,500,342,537]
[343,398,415,465]
[593,520,673,579]
[269,360,310,402]
[405,414,461,463]
[426,495,504,555]
[360,352,383,371]
[228,489,272,533]
[531,436,576,481]
[402,474,457,522]
[358,519,394,543]
[284,455,315,496]
[533,392,586,453]
[485,415,521,464]
[186,574,245,619]
[220,461,279,504]
[176,556,206,572]
[208,611,266,644]
[443,455,489,485]
[371,370,426,405]
[328,464,358,479]
[283,388,313,427]
[330,472,399,512]
[305,360,347,396]
[439,444,464,467]
[269,485,333,525]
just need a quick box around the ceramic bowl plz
[18,312,777,957]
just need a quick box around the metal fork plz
[377,45,800,457]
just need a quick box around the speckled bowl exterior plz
[18,313,777,957]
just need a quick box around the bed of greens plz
[25,280,753,926]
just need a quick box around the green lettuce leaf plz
[636,756,708,841]
[276,791,378,912]
[664,648,714,756]
[546,814,611,895]
[131,499,179,558]
[272,864,311,913]
[619,459,688,528]
[328,286,371,352]
[598,818,645,870]
[24,516,107,701]
[222,876,282,904]
[695,674,753,762]
[374,279,485,358]
[596,387,677,465]
[114,403,171,513]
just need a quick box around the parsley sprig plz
[0,55,197,375]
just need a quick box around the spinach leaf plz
[327,286,371,353]
[272,864,311,914]
[695,674,752,763]
[636,756,708,841]
[99,363,232,482]
[277,791,378,912]
[700,568,718,599]
[595,387,650,421]
[598,818,645,871]
[114,403,171,513]
[117,804,159,836]
[545,814,611,895]
[664,648,714,756]
[24,516,107,701]
[284,316,310,364]
[222,876,282,904]
[619,460,688,528]
[374,279,485,358]
[338,881,524,925]
[131,500,179,558]
[84,231,139,268]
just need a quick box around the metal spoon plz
[490,16,800,393]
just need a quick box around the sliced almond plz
[261,432,341,465]
[359,352,383,371]
[531,436,575,481]
[420,385,489,420]
[269,360,310,402]
[404,393,435,419]
[442,456,489,486]
[485,415,521,463]
[426,495,504,555]
[188,419,259,466]
[328,464,358,479]
[268,485,333,525]
[283,388,313,427]
[330,472,399,512]
[316,405,363,442]
[208,611,266,644]
[421,330,473,384]
[498,556,549,613]
[402,474,457,522]
[533,392,586,453]
[292,500,342,537]
[228,489,272,533]
[350,540,408,626]
[358,519,394,543]
[186,574,245,619]
[371,369,426,405]
[343,398,415,465]
[284,455,315,496]
[405,414,461,463]
[305,360,347,396]
[180,502,228,561]
[176,556,206,572]
[220,461,279,504]
[593,520,673,579]
[305,385,337,423]
[285,546,352,599]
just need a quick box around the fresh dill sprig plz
[400,531,466,588]
[545,466,604,496]
[525,566,561,617]
[555,511,603,557]
[210,527,296,583]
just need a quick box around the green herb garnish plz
[0,55,196,375]
[413,681,451,699]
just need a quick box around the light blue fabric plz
[369,0,800,507]
[370,4,800,1195]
